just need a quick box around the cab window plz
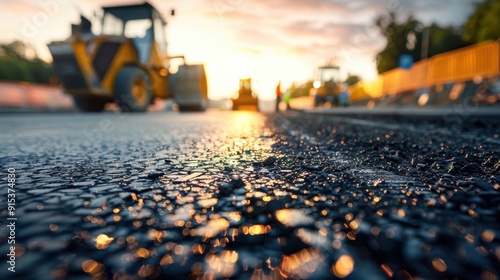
[102,13,123,36]
[153,13,166,52]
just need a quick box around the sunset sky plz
[0,0,478,100]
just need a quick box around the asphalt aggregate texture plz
[0,111,500,280]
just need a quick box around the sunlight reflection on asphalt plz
[0,111,499,279]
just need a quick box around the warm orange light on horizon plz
[2,0,381,101]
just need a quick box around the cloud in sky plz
[0,0,477,99]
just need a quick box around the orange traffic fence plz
[350,77,384,101]
[0,81,73,109]
[351,40,500,97]
[429,40,499,84]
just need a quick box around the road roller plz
[47,2,207,112]
[232,78,259,111]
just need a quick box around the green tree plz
[462,0,500,43]
[0,41,54,84]
[426,24,470,57]
[291,80,314,98]
[375,12,471,74]
[375,12,422,73]
[344,74,361,86]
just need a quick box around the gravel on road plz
[0,111,499,280]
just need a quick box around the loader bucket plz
[169,64,208,111]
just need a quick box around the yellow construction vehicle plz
[311,65,341,107]
[48,2,207,112]
[232,78,259,110]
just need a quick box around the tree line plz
[376,0,500,73]
[0,0,498,86]
[289,0,499,96]
[0,41,54,84]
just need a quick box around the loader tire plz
[115,67,152,112]
[72,95,108,112]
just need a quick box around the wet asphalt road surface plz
[0,111,500,280]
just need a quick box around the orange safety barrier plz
[381,68,402,95]
[0,81,73,109]
[349,77,384,101]
[381,60,431,94]
[363,77,384,98]
[399,60,430,91]
[429,40,499,84]
[349,84,368,102]
[354,40,500,96]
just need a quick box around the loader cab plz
[239,78,252,96]
[101,3,167,63]
[317,66,340,84]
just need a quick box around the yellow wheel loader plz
[48,2,207,112]
[312,66,341,107]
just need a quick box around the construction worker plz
[283,89,292,110]
[275,81,282,111]
[286,83,296,110]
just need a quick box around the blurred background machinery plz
[48,2,207,112]
[232,78,259,111]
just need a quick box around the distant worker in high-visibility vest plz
[283,88,292,110]
[275,81,282,111]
